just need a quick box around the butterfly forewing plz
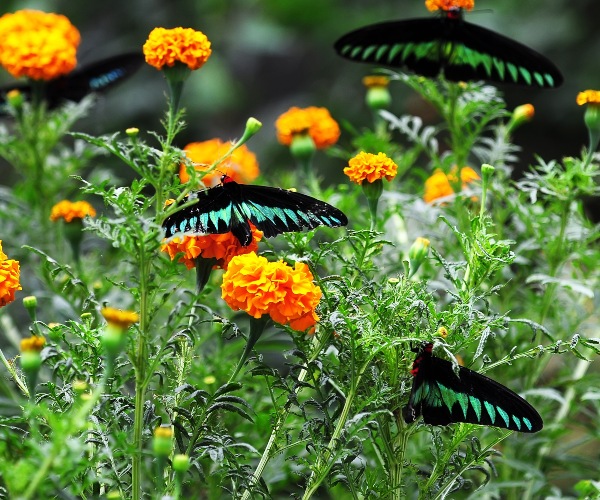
[404,345,543,432]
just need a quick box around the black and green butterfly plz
[162,175,348,246]
[1,52,143,109]
[334,7,562,88]
[403,344,543,432]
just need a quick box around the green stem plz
[228,316,269,385]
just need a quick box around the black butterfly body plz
[162,175,348,246]
[1,52,143,109]
[334,8,562,88]
[402,344,543,432]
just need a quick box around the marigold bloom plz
[344,151,398,184]
[425,0,474,12]
[161,225,263,269]
[20,335,46,353]
[0,241,21,307]
[221,252,322,331]
[143,27,212,71]
[50,200,96,222]
[275,106,340,149]
[576,90,600,106]
[179,139,260,186]
[423,166,480,203]
[362,75,390,88]
[101,307,139,330]
[0,10,80,80]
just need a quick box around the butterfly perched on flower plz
[0,52,143,109]
[162,175,348,246]
[403,343,543,432]
[334,4,562,88]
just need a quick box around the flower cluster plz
[161,225,263,270]
[344,151,398,184]
[221,252,322,331]
[0,10,80,80]
[0,241,21,307]
[425,0,474,12]
[50,200,96,222]
[275,106,340,149]
[423,166,480,203]
[179,139,260,186]
[143,27,212,71]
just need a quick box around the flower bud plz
[290,132,316,163]
[363,75,391,110]
[172,453,191,473]
[23,296,37,321]
[126,127,139,137]
[153,425,174,458]
[6,89,24,108]
[506,103,534,134]
[408,237,430,277]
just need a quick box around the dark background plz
[0,0,598,183]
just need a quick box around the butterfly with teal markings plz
[162,175,348,246]
[334,7,563,88]
[403,343,543,432]
[0,52,143,110]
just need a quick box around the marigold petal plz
[423,166,480,203]
[143,27,211,71]
[275,106,340,149]
[576,90,600,106]
[344,151,398,184]
[50,200,96,222]
[425,0,474,12]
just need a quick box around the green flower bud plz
[173,453,191,473]
[153,425,173,458]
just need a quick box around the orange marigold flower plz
[275,106,340,149]
[20,335,46,353]
[344,151,398,184]
[50,200,96,222]
[161,225,263,269]
[576,90,600,106]
[101,307,139,330]
[0,10,80,80]
[143,27,212,71]
[423,166,480,203]
[179,139,260,187]
[0,241,21,308]
[221,252,322,331]
[362,75,390,88]
[425,0,474,12]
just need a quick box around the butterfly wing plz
[403,347,543,432]
[334,17,562,87]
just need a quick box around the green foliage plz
[1,39,600,500]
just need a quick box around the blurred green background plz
[0,0,598,183]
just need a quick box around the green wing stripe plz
[519,66,532,85]
[375,44,389,61]
[469,395,482,421]
[496,407,510,427]
[511,415,523,431]
[483,401,496,425]
[362,45,378,59]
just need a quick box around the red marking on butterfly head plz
[446,7,463,20]
[221,174,234,184]
[410,343,433,376]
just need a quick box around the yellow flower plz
[0,10,80,80]
[576,90,600,106]
[50,200,96,222]
[20,335,46,353]
[221,252,322,331]
[0,241,21,308]
[275,106,340,149]
[143,27,212,71]
[362,75,390,88]
[425,0,474,12]
[161,225,263,270]
[344,151,398,184]
[423,166,480,203]
[179,139,259,187]
[101,307,139,330]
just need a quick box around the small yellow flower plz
[0,241,21,308]
[50,200,96,223]
[344,151,398,184]
[576,90,600,106]
[143,27,212,71]
[423,166,480,203]
[179,139,259,187]
[362,75,390,88]
[425,0,474,12]
[101,307,139,330]
[221,252,322,331]
[20,335,46,353]
[0,10,80,80]
[275,107,340,149]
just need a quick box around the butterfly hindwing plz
[403,344,543,432]
[162,177,348,246]
[334,15,562,88]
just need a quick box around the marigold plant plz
[221,252,321,331]
[49,200,96,222]
[275,106,340,149]
[344,151,398,184]
[423,166,480,203]
[0,10,80,80]
[161,225,263,269]
[0,241,21,307]
[179,139,259,186]
[143,27,212,71]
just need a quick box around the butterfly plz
[334,8,563,88]
[402,343,543,432]
[0,52,144,109]
[162,175,348,246]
